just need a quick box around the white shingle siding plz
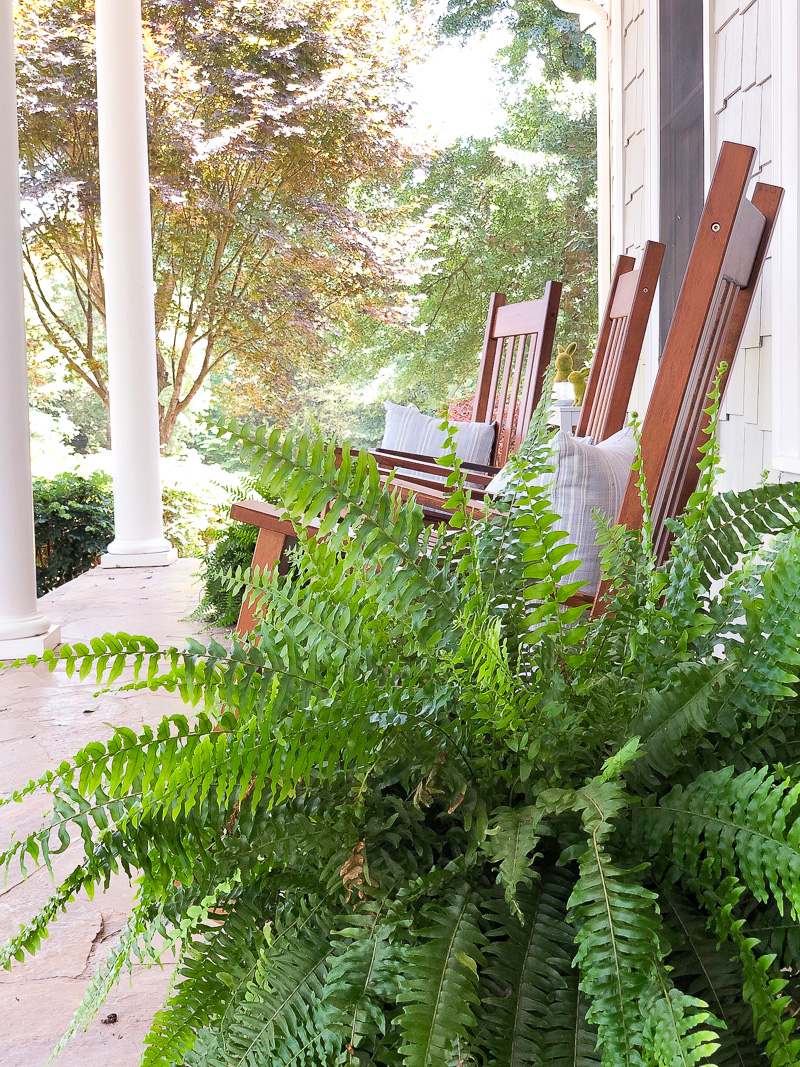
[711,0,774,491]
[715,0,741,31]
[618,2,647,261]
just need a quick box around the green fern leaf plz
[641,767,800,918]
[663,888,768,1067]
[397,881,486,1067]
[189,910,338,1067]
[630,661,732,783]
[699,878,800,1067]
[481,805,546,917]
[480,866,602,1067]
[325,905,405,1059]
[685,482,800,587]
[570,844,659,1066]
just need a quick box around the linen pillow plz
[381,401,496,467]
[487,427,636,594]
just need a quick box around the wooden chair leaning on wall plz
[375,143,780,614]
[587,140,782,614]
[393,140,782,602]
[372,239,666,508]
[233,142,780,632]
[231,244,663,633]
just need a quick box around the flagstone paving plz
[0,559,215,1067]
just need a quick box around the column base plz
[101,547,178,569]
[0,623,62,662]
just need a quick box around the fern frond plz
[0,861,96,967]
[663,887,768,1067]
[479,866,600,1067]
[699,877,800,1067]
[677,482,800,588]
[325,904,405,1060]
[184,903,338,1067]
[642,767,800,918]
[143,890,271,1066]
[629,661,733,783]
[563,777,722,1067]
[570,843,659,1065]
[54,878,233,1059]
[719,532,800,722]
[397,881,486,1067]
[481,805,545,916]
[219,425,461,640]
[640,980,721,1067]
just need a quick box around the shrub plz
[32,473,225,596]
[7,402,800,1065]
[32,472,114,595]
[193,477,277,627]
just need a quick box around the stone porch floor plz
[0,559,215,1067]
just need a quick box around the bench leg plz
[236,528,291,635]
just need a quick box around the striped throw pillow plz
[381,402,496,467]
[487,427,636,594]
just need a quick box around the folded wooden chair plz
[610,140,782,573]
[381,140,779,579]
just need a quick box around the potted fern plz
[3,393,800,1066]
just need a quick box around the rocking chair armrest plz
[229,499,320,535]
[372,447,499,484]
[380,470,495,507]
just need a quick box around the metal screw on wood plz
[711,223,721,231]
[642,287,649,293]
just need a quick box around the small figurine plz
[554,342,577,382]
[569,365,591,406]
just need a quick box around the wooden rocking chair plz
[371,280,562,484]
[231,245,662,632]
[378,140,780,578]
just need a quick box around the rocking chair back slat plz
[614,141,783,566]
[576,240,665,443]
[473,281,562,466]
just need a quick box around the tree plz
[16,0,425,445]
[338,82,597,412]
[6,398,800,1064]
[440,0,595,82]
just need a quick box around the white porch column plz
[95,0,176,568]
[0,0,60,659]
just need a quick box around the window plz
[659,0,705,347]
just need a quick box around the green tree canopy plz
[336,81,597,414]
[440,0,595,82]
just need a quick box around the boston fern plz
[5,400,800,1067]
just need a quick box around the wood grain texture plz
[576,241,665,442]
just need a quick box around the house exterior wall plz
[712,0,774,491]
[613,0,652,416]
[608,0,778,491]
[618,0,647,259]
